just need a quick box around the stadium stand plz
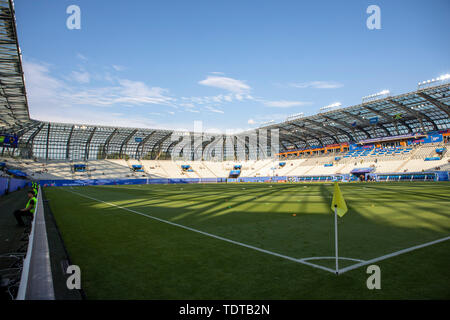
[2,139,449,181]
[2,141,449,180]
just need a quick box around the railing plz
[16,187,55,300]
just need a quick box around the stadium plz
[0,0,449,303]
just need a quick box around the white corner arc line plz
[64,189,337,273]
[338,235,450,274]
[300,256,366,263]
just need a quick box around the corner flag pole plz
[334,204,339,275]
[331,181,347,275]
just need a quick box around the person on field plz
[13,191,37,226]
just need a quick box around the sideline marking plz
[64,187,450,275]
[64,188,336,273]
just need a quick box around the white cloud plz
[180,93,238,106]
[112,65,125,71]
[205,106,224,114]
[179,102,196,108]
[23,59,318,133]
[178,103,200,113]
[235,94,244,101]
[224,128,249,135]
[61,81,175,107]
[76,53,88,61]
[253,113,289,123]
[199,76,250,93]
[223,95,233,102]
[289,81,343,89]
[23,59,176,123]
[71,70,90,83]
[263,100,311,108]
[114,79,174,106]
[22,61,67,111]
[37,110,163,130]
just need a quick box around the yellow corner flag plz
[331,182,348,217]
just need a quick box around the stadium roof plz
[6,83,449,161]
[5,83,448,156]
[0,0,29,128]
[262,83,450,151]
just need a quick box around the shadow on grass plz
[44,183,450,299]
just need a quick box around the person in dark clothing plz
[13,191,37,226]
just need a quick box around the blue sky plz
[15,0,450,133]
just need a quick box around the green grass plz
[44,182,450,299]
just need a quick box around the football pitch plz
[44,182,450,299]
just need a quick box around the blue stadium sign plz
[369,117,379,124]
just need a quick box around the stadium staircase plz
[394,147,422,172]
[201,162,219,178]
[278,159,307,176]
[190,162,217,178]
[243,159,273,177]
[157,160,177,178]
[204,161,228,177]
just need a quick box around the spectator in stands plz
[13,191,36,226]
[32,182,38,196]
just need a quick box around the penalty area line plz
[64,188,337,274]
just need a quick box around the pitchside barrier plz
[36,171,449,187]
[16,186,55,300]
[0,177,31,196]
